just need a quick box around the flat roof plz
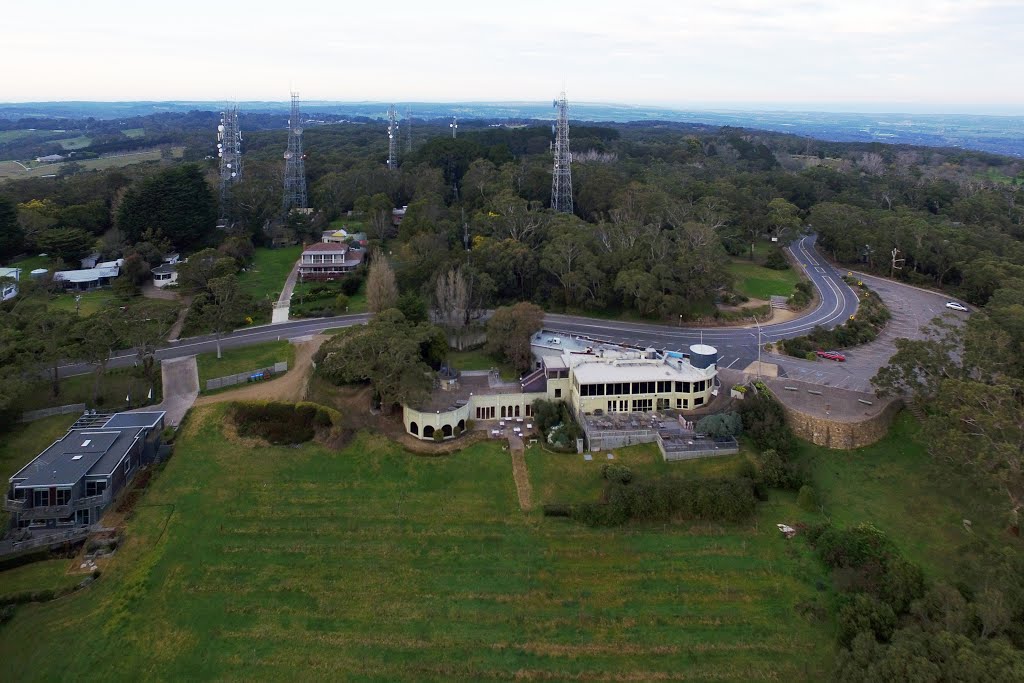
[54,266,119,283]
[103,412,164,429]
[571,358,711,384]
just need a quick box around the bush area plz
[290,275,366,318]
[781,278,890,357]
[531,399,582,450]
[228,401,338,445]
[572,475,757,526]
[789,280,814,309]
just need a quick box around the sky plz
[4,0,1024,114]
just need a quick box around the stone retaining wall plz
[778,396,902,450]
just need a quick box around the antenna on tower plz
[551,91,573,214]
[387,104,399,170]
[283,91,307,213]
[450,116,458,139]
[217,103,242,219]
[405,106,413,154]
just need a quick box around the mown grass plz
[195,340,296,389]
[726,259,800,300]
[0,405,834,680]
[238,246,301,303]
[447,346,518,380]
[7,254,52,271]
[0,561,83,601]
[47,290,118,317]
[794,413,1007,581]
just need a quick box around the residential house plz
[80,252,101,269]
[54,259,122,291]
[5,411,166,530]
[151,263,178,288]
[297,242,365,281]
[0,267,20,301]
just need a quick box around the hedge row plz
[782,279,891,357]
[229,401,337,445]
[572,476,756,526]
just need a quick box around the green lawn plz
[327,217,370,234]
[447,346,518,380]
[0,405,834,680]
[795,413,1006,580]
[0,414,78,527]
[237,246,301,303]
[56,135,92,150]
[121,128,145,139]
[289,279,367,317]
[47,290,117,317]
[7,254,52,271]
[0,561,83,601]
[18,369,162,413]
[195,340,296,389]
[726,259,800,300]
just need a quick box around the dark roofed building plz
[5,411,165,530]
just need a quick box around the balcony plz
[5,491,110,517]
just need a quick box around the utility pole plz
[386,104,399,170]
[282,92,307,213]
[753,314,763,379]
[551,91,573,214]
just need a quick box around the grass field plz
[0,147,185,180]
[0,405,835,680]
[0,560,83,601]
[121,128,145,138]
[447,346,518,381]
[7,254,52,271]
[238,246,301,303]
[195,340,296,389]
[56,135,92,150]
[18,369,162,414]
[47,290,118,316]
[726,259,800,300]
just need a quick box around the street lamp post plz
[753,314,762,378]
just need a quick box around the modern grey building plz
[5,411,165,530]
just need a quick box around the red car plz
[816,350,846,362]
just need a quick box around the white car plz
[945,301,968,312]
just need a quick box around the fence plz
[0,527,91,559]
[657,433,740,461]
[205,362,288,392]
[21,403,87,423]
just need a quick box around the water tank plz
[688,344,718,369]
[30,268,48,280]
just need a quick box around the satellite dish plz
[295,127,303,135]
[218,125,224,132]
[284,151,293,159]
[226,163,231,168]
[231,172,236,177]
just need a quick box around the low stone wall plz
[777,393,901,450]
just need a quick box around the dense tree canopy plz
[116,163,216,250]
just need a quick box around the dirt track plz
[193,335,326,406]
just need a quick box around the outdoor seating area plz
[489,417,535,439]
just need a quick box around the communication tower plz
[387,105,399,170]
[282,91,308,213]
[217,104,242,217]
[551,91,573,214]
[405,106,413,154]
[450,116,458,138]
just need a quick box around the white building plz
[151,263,178,288]
[0,267,21,301]
[54,259,123,291]
[402,332,719,445]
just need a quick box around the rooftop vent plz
[71,455,83,461]
[81,439,92,447]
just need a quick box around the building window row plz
[579,379,707,397]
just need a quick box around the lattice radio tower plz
[283,92,307,212]
[217,104,242,217]
[551,91,573,214]
[405,106,413,154]
[387,104,399,170]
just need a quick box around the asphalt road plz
[60,235,945,393]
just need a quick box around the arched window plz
[423,425,435,438]
[457,419,465,433]
[501,406,507,418]
[409,421,419,435]
[442,424,453,437]
[514,405,521,417]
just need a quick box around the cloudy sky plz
[4,0,1023,113]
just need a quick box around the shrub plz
[542,504,573,517]
[601,463,633,484]
[758,448,804,490]
[837,594,898,647]
[764,247,790,270]
[738,392,796,456]
[797,484,819,512]
[0,604,15,625]
[229,401,335,445]
[573,476,756,526]
[340,274,363,296]
[333,293,350,314]
[433,430,444,442]
[696,411,743,438]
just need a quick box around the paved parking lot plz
[774,271,967,392]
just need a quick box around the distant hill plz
[1,101,1022,157]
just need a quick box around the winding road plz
[61,235,957,393]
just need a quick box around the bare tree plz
[434,267,469,331]
[366,250,398,314]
